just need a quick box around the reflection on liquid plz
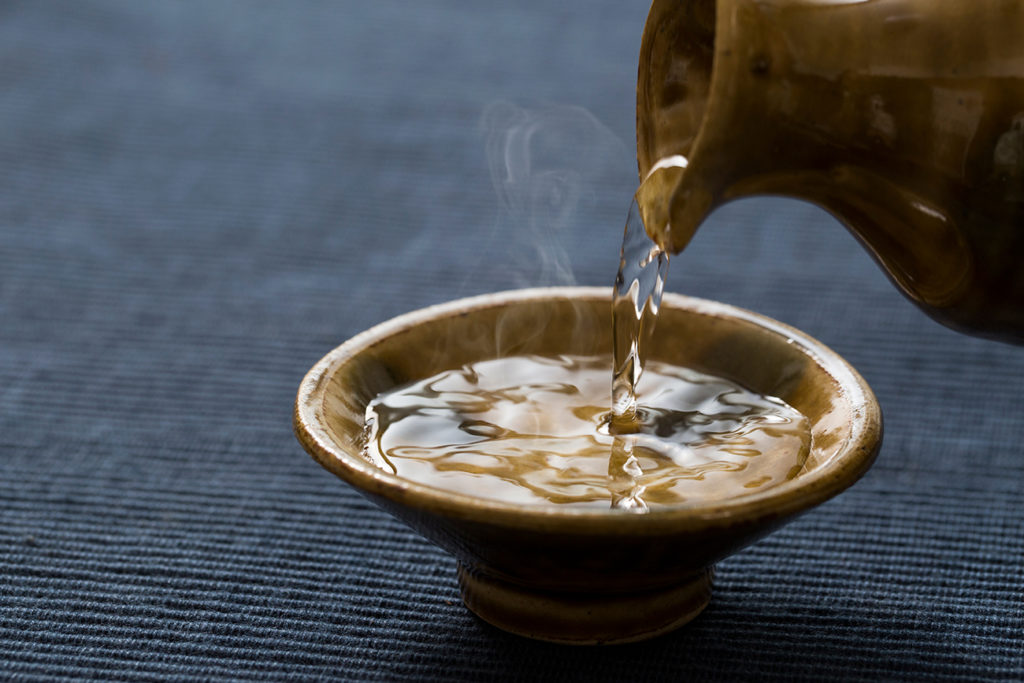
[363,355,810,510]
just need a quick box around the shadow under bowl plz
[293,287,882,644]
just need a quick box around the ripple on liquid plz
[362,354,810,510]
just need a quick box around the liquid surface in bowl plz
[361,354,810,510]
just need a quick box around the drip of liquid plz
[362,355,810,510]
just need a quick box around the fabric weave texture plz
[1,1,1022,680]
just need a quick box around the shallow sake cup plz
[293,287,881,644]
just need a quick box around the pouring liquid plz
[361,158,810,510]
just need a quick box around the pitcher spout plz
[638,0,1024,342]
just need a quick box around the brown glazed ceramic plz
[638,0,1024,342]
[293,287,882,644]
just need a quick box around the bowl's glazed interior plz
[294,287,881,644]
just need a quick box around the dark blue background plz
[2,1,1021,679]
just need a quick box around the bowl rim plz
[293,286,882,535]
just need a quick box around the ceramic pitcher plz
[637,0,1024,342]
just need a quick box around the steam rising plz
[481,102,629,286]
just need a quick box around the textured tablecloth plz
[2,1,1022,679]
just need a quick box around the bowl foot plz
[457,564,713,645]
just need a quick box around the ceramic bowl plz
[293,287,882,644]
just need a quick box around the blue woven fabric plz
[2,1,1022,679]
